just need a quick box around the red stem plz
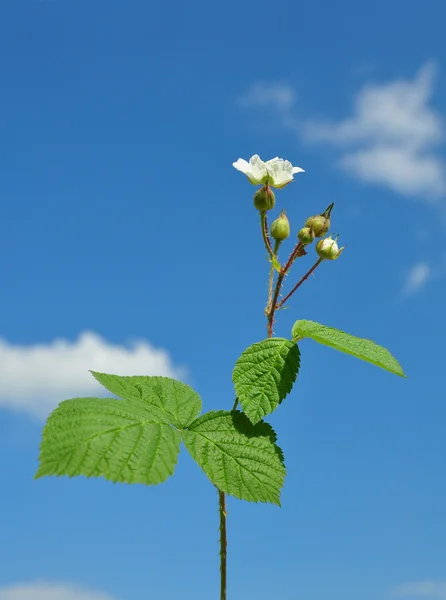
[276,258,323,309]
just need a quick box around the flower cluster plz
[233,154,345,263]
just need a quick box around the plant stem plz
[283,240,306,273]
[276,258,323,309]
[219,490,227,600]
[267,272,283,337]
[267,240,281,314]
[218,227,295,598]
[266,241,307,336]
[260,211,273,259]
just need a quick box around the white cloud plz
[236,82,296,111]
[303,62,446,200]
[392,581,446,599]
[0,582,117,600]
[403,261,432,295]
[238,62,446,200]
[339,145,446,198]
[0,331,186,418]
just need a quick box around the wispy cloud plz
[0,581,117,600]
[236,82,296,112]
[0,331,186,418]
[391,581,446,599]
[238,62,446,201]
[403,261,432,295]
[303,62,446,200]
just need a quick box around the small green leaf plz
[36,374,203,485]
[183,410,286,505]
[232,338,300,424]
[90,372,201,428]
[291,319,405,377]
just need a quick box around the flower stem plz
[267,240,281,314]
[267,272,283,338]
[276,258,323,309]
[260,211,273,259]
[219,490,227,600]
[266,240,306,337]
[219,229,300,598]
[283,240,306,273]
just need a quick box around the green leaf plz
[232,338,300,424]
[291,319,405,377]
[36,375,203,485]
[183,410,286,505]
[90,372,201,428]
[35,397,181,485]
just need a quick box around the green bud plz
[297,226,315,245]
[316,235,345,260]
[271,209,290,241]
[305,215,330,237]
[254,184,275,211]
[304,203,334,237]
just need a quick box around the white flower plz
[265,157,305,188]
[233,154,268,185]
[315,235,345,260]
[232,154,304,188]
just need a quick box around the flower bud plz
[271,210,290,241]
[316,235,345,260]
[297,226,315,246]
[304,203,334,237]
[254,185,275,211]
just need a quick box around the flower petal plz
[247,155,268,184]
[232,158,250,175]
[265,158,294,187]
[233,155,268,184]
[292,166,305,174]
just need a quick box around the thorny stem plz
[267,240,281,314]
[276,258,323,309]
[267,273,283,338]
[219,216,276,599]
[266,240,306,337]
[260,211,273,259]
[219,490,227,600]
[283,240,306,273]
[219,224,319,598]
[219,398,240,596]
[269,202,333,317]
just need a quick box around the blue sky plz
[0,0,445,599]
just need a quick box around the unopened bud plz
[271,209,290,241]
[316,235,345,260]
[297,226,315,246]
[304,203,334,237]
[254,184,275,211]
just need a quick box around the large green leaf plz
[35,375,202,485]
[90,372,201,429]
[291,319,405,377]
[183,410,286,505]
[232,338,300,424]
